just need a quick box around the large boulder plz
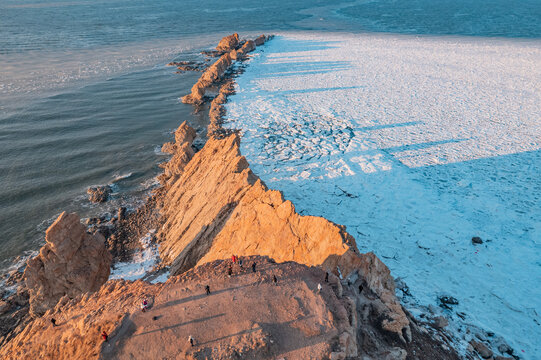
[87,185,111,203]
[216,33,239,52]
[24,212,112,316]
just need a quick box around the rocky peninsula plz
[0,34,494,360]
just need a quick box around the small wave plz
[153,145,169,155]
[112,172,133,182]
[109,229,162,282]
[0,249,38,296]
[140,176,160,190]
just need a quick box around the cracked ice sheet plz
[224,33,541,358]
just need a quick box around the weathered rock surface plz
[181,52,232,105]
[87,185,112,203]
[254,34,266,46]
[0,258,459,360]
[230,39,255,60]
[156,122,413,346]
[470,339,494,359]
[216,32,239,52]
[182,34,265,104]
[24,212,112,316]
[159,121,197,185]
[158,130,357,276]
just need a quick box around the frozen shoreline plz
[224,33,541,358]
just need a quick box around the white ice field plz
[224,33,541,358]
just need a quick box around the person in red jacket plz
[101,330,108,342]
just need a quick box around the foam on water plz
[225,33,541,358]
[109,230,161,282]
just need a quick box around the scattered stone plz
[87,185,111,203]
[497,343,513,355]
[432,316,448,329]
[438,295,459,309]
[472,236,483,244]
[470,340,493,359]
[0,300,10,314]
[254,34,266,46]
[201,50,223,57]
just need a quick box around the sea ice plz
[225,33,541,358]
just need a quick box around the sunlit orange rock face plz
[24,212,112,317]
[157,123,411,344]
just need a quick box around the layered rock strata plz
[24,212,112,316]
[157,121,413,348]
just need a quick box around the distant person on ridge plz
[231,255,237,263]
[272,275,277,285]
[188,335,194,347]
[239,258,243,269]
[228,265,232,277]
[50,318,56,327]
[252,262,256,273]
[101,330,108,342]
[325,272,329,283]
[141,299,148,312]
[205,285,211,295]
[317,283,322,293]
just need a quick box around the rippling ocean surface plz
[1,0,540,274]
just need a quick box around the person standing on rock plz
[101,330,108,342]
[51,318,57,327]
[231,255,237,264]
[188,335,194,347]
[252,262,256,273]
[205,285,211,295]
[228,265,232,277]
[317,283,322,293]
[325,272,329,283]
[239,258,243,269]
[272,275,277,285]
[141,299,148,312]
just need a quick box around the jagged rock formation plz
[207,79,235,136]
[159,120,197,185]
[181,34,269,105]
[181,52,232,105]
[156,122,413,348]
[24,212,112,316]
[230,40,255,60]
[216,33,239,52]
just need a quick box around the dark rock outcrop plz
[87,185,111,203]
